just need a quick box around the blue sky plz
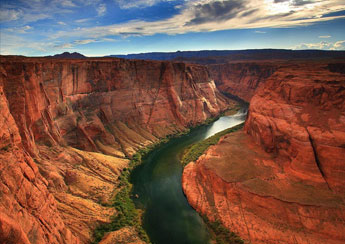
[0,0,344,56]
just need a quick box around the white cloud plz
[0,33,53,54]
[52,0,345,40]
[100,37,118,42]
[318,35,331,38]
[1,0,345,55]
[6,25,33,34]
[333,40,345,50]
[255,30,266,34]
[56,43,74,49]
[52,39,98,50]
[0,9,22,22]
[97,3,106,16]
[293,40,345,50]
[0,0,96,25]
[75,18,92,23]
[22,13,51,22]
[0,2,55,24]
[60,0,76,7]
[74,39,96,44]
[77,0,101,5]
[115,0,169,9]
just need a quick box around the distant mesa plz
[49,52,86,59]
[108,49,345,63]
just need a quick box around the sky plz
[0,0,345,56]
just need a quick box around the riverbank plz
[181,123,244,167]
[131,108,247,244]
[181,123,245,244]
[91,105,241,243]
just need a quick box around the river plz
[131,109,247,244]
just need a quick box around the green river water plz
[131,109,247,244]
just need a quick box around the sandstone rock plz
[183,60,345,244]
[245,61,345,192]
[0,56,230,243]
[208,62,276,101]
[99,227,146,244]
[183,131,345,244]
[1,57,229,156]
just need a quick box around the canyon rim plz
[1,0,345,243]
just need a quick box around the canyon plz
[208,62,277,102]
[1,54,345,244]
[0,56,230,243]
[183,60,345,244]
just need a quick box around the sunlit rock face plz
[0,64,79,244]
[183,60,345,244]
[0,56,230,243]
[1,57,229,156]
[245,61,345,193]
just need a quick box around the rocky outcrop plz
[1,57,229,156]
[183,61,345,244]
[0,75,79,244]
[99,227,145,244]
[0,56,230,243]
[208,62,276,102]
[245,61,345,193]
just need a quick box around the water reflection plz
[203,109,247,139]
[131,109,247,244]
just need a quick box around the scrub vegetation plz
[180,119,245,244]
[203,215,244,244]
[91,128,195,243]
[181,123,244,167]
[91,106,242,243]
[92,149,151,243]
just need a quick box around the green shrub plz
[91,165,150,243]
[91,148,151,244]
[181,123,244,167]
[202,215,244,244]
[91,114,243,244]
[91,135,178,243]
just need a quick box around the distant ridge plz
[108,50,230,60]
[49,52,86,59]
[108,49,345,63]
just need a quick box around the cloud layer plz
[50,0,345,39]
[294,40,345,50]
[1,0,345,54]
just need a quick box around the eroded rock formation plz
[208,62,276,101]
[0,56,230,243]
[183,60,345,244]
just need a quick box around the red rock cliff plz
[0,56,230,243]
[2,57,229,156]
[245,61,345,193]
[183,60,345,244]
[208,62,276,102]
[0,67,79,244]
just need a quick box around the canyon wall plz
[183,60,345,244]
[0,70,79,244]
[245,62,345,193]
[2,57,229,156]
[208,62,276,102]
[0,56,230,243]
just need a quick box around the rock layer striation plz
[208,62,276,101]
[0,56,230,243]
[183,60,345,244]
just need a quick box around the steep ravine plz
[183,60,345,244]
[0,56,231,243]
[208,62,277,102]
[2,56,344,244]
